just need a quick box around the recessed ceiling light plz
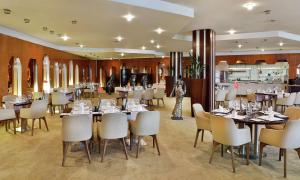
[42,27,48,31]
[243,2,257,11]
[150,39,155,44]
[156,44,161,49]
[3,9,11,14]
[50,30,55,34]
[122,13,135,22]
[24,18,30,23]
[279,42,284,46]
[162,56,165,58]
[154,27,165,34]
[227,29,236,35]
[261,48,265,52]
[71,20,77,24]
[141,46,146,50]
[61,35,70,41]
[238,44,243,48]
[79,44,84,48]
[115,36,123,42]
[190,49,193,52]
[121,53,125,57]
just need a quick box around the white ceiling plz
[1,0,300,59]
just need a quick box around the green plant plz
[189,53,206,79]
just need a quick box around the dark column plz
[192,29,216,111]
[169,52,183,84]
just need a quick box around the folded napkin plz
[224,114,246,120]
[258,115,283,121]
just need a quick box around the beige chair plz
[20,100,49,136]
[276,93,296,113]
[153,88,165,106]
[209,115,251,173]
[142,88,154,106]
[62,114,93,166]
[0,109,17,134]
[132,90,144,102]
[259,120,300,178]
[266,106,300,130]
[192,103,211,147]
[130,111,160,158]
[97,113,128,162]
[215,89,227,107]
[51,92,70,114]
[246,93,256,103]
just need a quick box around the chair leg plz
[246,143,250,165]
[62,141,69,166]
[43,117,49,131]
[98,136,101,154]
[39,119,41,129]
[83,141,91,163]
[230,146,235,173]
[209,141,219,164]
[279,148,283,161]
[295,148,300,159]
[101,139,108,162]
[5,121,8,131]
[136,136,142,158]
[121,138,128,160]
[130,132,133,151]
[152,135,155,148]
[201,130,204,142]
[259,142,267,166]
[162,98,165,105]
[154,135,160,155]
[194,129,201,148]
[283,149,287,178]
[12,119,16,134]
[221,144,224,157]
[31,119,35,136]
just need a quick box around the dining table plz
[212,108,288,159]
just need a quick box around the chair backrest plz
[215,89,227,101]
[154,88,164,98]
[284,106,300,120]
[225,89,236,101]
[62,114,93,142]
[100,99,115,106]
[52,92,69,105]
[210,115,240,146]
[33,92,44,100]
[0,109,16,121]
[133,90,144,100]
[134,111,160,136]
[2,95,18,102]
[100,113,128,139]
[143,89,154,100]
[286,92,296,106]
[192,103,204,115]
[282,120,300,149]
[294,92,300,105]
[30,99,48,118]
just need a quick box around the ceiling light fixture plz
[150,39,155,44]
[238,44,243,48]
[261,48,265,52]
[3,9,11,14]
[71,20,77,24]
[162,56,165,58]
[141,46,146,50]
[122,13,135,22]
[49,30,55,34]
[115,36,123,42]
[227,29,236,35]
[156,44,161,49]
[79,44,84,48]
[154,27,165,34]
[279,42,284,46]
[24,18,30,23]
[243,2,257,11]
[61,35,70,41]
[121,53,125,57]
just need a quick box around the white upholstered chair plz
[209,115,251,173]
[276,92,296,112]
[62,114,93,166]
[0,109,17,134]
[142,88,154,106]
[130,111,160,158]
[266,106,300,130]
[192,103,211,147]
[33,92,44,100]
[259,120,300,178]
[153,88,165,106]
[215,89,227,107]
[20,99,49,136]
[97,113,128,162]
[51,92,70,114]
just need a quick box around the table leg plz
[253,124,258,158]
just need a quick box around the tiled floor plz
[0,95,299,180]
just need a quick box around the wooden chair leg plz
[39,118,41,129]
[83,141,91,163]
[209,141,219,164]
[136,136,141,158]
[152,135,155,148]
[101,139,108,162]
[5,121,8,131]
[194,129,201,148]
[12,119,16,134]
[221,144,224,157]
[201,130,204,142]
[295,148,300,159]
[259,142,267,166]
[154,135,160,155]
[279,148,283,161]
[283,149,287,178]
[121,138,129,160]
[43,117,49,131]
[130,132,133,151]
[246,143,250,165]
[98,136,101,154]
[31,119,35,136]
[62,141,69,166]
[230,146,236,173]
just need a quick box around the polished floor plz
[0,95,299,180]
